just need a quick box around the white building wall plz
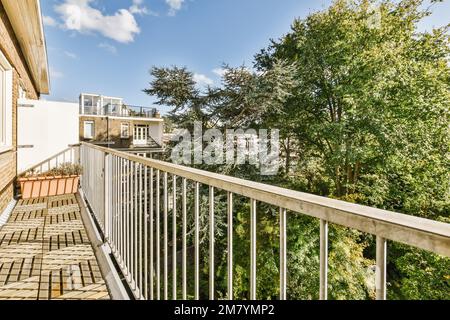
[17,99,79,173]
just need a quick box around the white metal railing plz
[19,145,80,176]
[80,142,450,300]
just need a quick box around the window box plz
[17,163,82,199]
[17,175,80,199]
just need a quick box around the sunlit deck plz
[0,195,110,300]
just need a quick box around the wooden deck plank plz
[0,195,110,300]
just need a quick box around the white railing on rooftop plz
[79,142,450,300]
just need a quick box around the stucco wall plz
[17,99,79,173]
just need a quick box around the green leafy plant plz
[24,163,83,178]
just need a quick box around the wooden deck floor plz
[0,195,110,300]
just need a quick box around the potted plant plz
[18,163,83,199]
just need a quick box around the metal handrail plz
[80,141,450,301]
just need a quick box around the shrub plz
[24,163,83,177]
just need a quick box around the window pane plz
[121,123,129,138]
[84,121,94,139]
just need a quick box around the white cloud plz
[54,0,140,43]
[166,0,184,15]
[130,0,148,15]
[43,15,57,27]
[193,73,214,87]
[98,42,118,54]
[212,68,228,77]
[64,51,77,59]
[50,68,64,79]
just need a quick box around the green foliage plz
[145,0,450,300]
[390,244,450,300]
[25,162,83,177]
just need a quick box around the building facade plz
[79,93,164,154]
[0,0,49,213]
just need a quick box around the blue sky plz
[41,0,450,114]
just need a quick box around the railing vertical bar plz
[280,208,287,300]
[150,167,154,300]
[126,159,131,280]
[130,161,134,288]
[135,163,140,291]
[110,155,113,247]
[121,157,125,269]
[115,156,118,248]
[227,192,233,300]
[103,151,107,237]
[194,181,200,300]
[163,171,168,300]
[250,198,257,300]
[110,155,113,248]
[182,178,187,300]
[209,186,215,300]
[117,156,120,258]
[156,169,160,300]
[119,157,123,267]
[115,156,118,252]
[172,175,177,300]
[139,163,143,298]
[144,164,148,300]
[109,154,112,240]
[376,236,387,300]
[319,219,328,300]
[131,160,135,287]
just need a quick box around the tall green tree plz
[255,0,449,204]
[144,0,449,299]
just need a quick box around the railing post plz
[227,192,233,300]
[376,236,387,300]
[250,198,257,300]
[172,175,177,300]
[163,172,168,300]
[319,219,328,300]
[156,170,160,300]
[279,208,287,300]
[150,167,154,300]
[182,178,187,300]
[103,152,111,242]
[194,182,200,300]
[209,186,215,300]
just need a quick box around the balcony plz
[79,143,449,300]
[82,104,159,119]
[1,143,449,300]
[79,93,159,119]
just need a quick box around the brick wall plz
[79,117,162,149]
[0,2,40,214]
[79,116,133,148]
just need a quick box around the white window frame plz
[83,121,95,139]
[120,123,129,138]
[0,50,13,153]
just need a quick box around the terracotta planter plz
[17,175,80,199]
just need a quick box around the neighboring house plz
[79,93,164,155]
[0,0,49,214]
